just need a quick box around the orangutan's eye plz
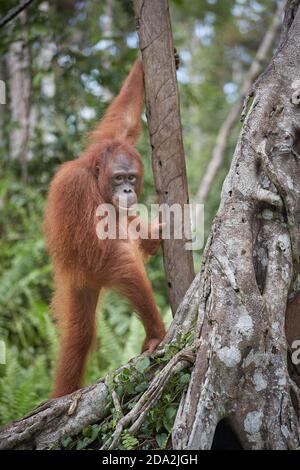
[114,175,123,183]
[128,175,136,182]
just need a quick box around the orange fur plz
[44,59,165,398]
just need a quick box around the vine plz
[52,331,195,450]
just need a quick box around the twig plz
[111,390,123,418]
[196,1,284,204]
[0,0,34,28]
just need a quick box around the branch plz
[0,0,34,28]
[196,1,284,204]
[101,343,198,450]
[0,278,200,450]
[0,382,109,450]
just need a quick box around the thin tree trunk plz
[6,10,31,183]
[102,0,113,35]
[133,0,195,316]
[0,58,7,148]
[196,1,284,204]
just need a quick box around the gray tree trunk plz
[0,0,300,451]
[173,0,300,449]
[6,10,31,183]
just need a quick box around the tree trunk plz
[173,0,300,449]
[6,10,31,183]
[133,0,195,315]
[1,0,300,451]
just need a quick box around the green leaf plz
[76,438,90,450]
[156,432,168,449]
[121,430,139,450]
[135,381,148,393]
[166,405,177,422]
[61,436,72,448]
[82,425,92,437]
[135,356,150,373]
[115,385,124,396]
[179,372,191,385]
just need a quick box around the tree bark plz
[6,10,31,183]
[196,1,284,204]
[0,382,109,450]
[173,0,300,449]
[133,0,195,316]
